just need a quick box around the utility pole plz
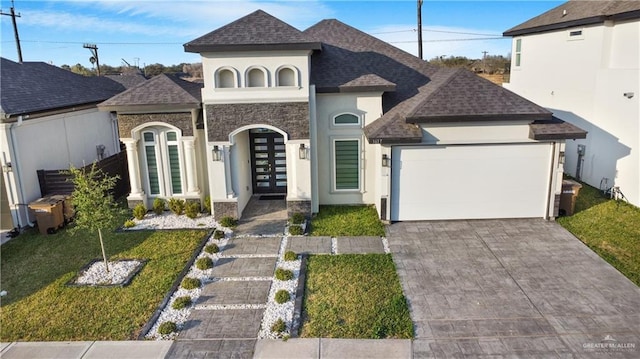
[417,0,423,60]
[482,51,489,73]
[83,43,101,76]
[0,0,23,63]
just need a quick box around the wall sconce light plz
[559,151,565,165]
[299,143,308,160]
[212,145,222,161]
[2,162,12,173]
[623,92,634,99]
[382,154,390,167]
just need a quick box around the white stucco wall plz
[0,108,119,227]
[230,130,252,216]
[315,92,384,207]
[504,19,640,206]
[421,120,534,144]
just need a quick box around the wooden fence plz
[37,151,130,199]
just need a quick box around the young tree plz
[68,164,122,272]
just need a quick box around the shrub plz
[158,321,177,335]
[290,212,305,224]
[181,277,201,290]
[196,257,213,270]
[172,296,192,310]
[275,289,290,304]
[123,219,136,228]
[219,216,237,228]
[204,244,219,254]
[271,318,286,333]
[132,203,147,220]
[203,195,211,214]
[153,198,165,215]
[185,201,200,219]
[168,198,185,215]
[213,229,225,239]
[289,225,304,236]
[284,251,297,261]
[275,268,294,281]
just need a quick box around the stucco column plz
[122,138,143,197]
[182,137,199,194]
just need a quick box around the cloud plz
[370,24,511,60]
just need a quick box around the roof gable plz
[1,57,125,118]
[99,74,202,110]
[184,10,321,53]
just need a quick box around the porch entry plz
[249,130,287,194]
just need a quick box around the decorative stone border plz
[65,259,147,288]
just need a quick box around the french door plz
[249,131,287,193]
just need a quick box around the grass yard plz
[310,205,386,237]
[300,254,413,339]
[0,226,205,341]
[557,182,640,286]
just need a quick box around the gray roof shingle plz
[98,74,202,110]
[105,74,147,89]
[184,10,321,53]
[1,57,125,119]
[504,0,640,36]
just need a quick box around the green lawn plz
[300,254,413,339]
[310,205,386,237]
[0,226,205,341]
[557,182,640,286]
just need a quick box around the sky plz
[0,0,564,69]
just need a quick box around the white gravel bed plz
[123,212,230,231]
[382,237,391,254]
[75,260,142,285]
[258,236,301,339]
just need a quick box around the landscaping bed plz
[300,254,413,339]
[0,227,205,341]
[310,205,386,237]
[557,182,640,287]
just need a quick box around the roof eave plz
[365,136,422,145]
[406,113,553,123]
[98,103,201,113]
[503,15,605,36]
[315,85,396,93]
[184,42,322,53]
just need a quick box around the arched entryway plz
[249,129,287,194]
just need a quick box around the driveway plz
[388,219,640,358]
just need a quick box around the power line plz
[371,28,501,37]
[14,40,182,45]
[390,37,506,44]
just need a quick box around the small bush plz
[203,195,211,214]
[181,277,201,290]
[289,225,304,236]
[196,257,213,270]
[219,216,237,228]
[153,198,165,215]
[290,212,305,224]
[275,289,290,304]
[271,318,286,333]
[284,251,297,261]
[123,219,136,228]
[185,201,200,219]
[168,198,185,215]
[204,244,219,254]
[172,296,192,310]
[158,321,177,335]
[132,203,147,220]
[213,229,225,239]
[275,268,294,281]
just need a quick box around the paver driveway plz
[389,219,640,358]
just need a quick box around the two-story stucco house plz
[101,10,587,222]
[504,0,639,207]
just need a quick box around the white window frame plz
[246,66,269,88]
[514,38,522,67]
[139,126,185,197]
[275,65,299,87]
[331,137,362,192]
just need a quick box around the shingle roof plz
[184,10,321,53]
[105,74,147,89]
[98,74,202,110]
[529,117,588,140]
[504,0,640,36]
[1,57,125,119]
[303,19,554,143]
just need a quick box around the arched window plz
[216,68,237,88]
[247,68,267,87]
[277,67,296,87]
[333,113,360,126]
[141,127,184,197]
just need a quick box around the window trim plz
[332,112,362,127]
[245,66,269,88]
[567,29,584,41]
[275,65,299,87]
[215,66,239,89]
[331,137,362,192]
[514,38,522,67]
[138,126,185,197]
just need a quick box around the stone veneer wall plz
[118,113,194,138]
[213,201,238,219]
[287,200,312,219]
[205,103,309,142]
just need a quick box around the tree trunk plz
[99,228,110,273]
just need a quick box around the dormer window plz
[247,67,268,87]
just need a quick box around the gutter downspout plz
[544,141,557,220]
[8,118,35,228]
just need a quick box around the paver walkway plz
[388,219,640,358]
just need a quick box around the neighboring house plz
[101,10,586,222]
[504,0,639,206]
[0,57,127,230]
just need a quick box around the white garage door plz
[391,143,552,221]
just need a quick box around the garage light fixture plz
[382,154,390,167]
[212,145,222,161]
